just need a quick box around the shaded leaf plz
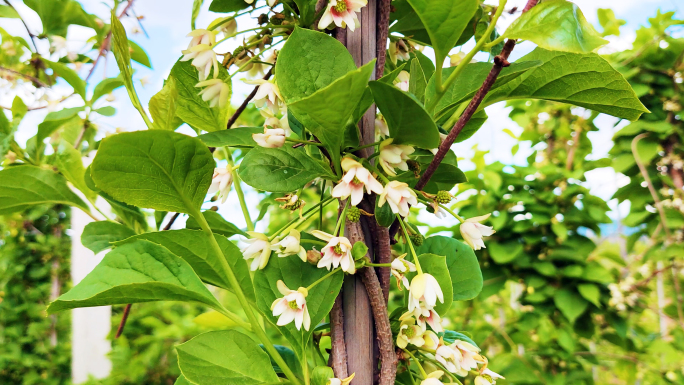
[417,236,483,301]
[81,221,136,253]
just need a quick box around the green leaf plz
[0,165,90,215]
[442,330,478,348]
[114,230,255,302]
[276,27,356,102]
[577,283,601,308]
[483,48,649,121]
[94,106,116,116]
[177,330,279,385]
[46,60,86,99]
[175,375,192,385]
[25,0,99,36]
[288,61,375,167]
[90,130,215,214]
[311,366,335,385]
[47,240,222,314]
[407,254,453,313]
[597,8,625,37]
[352,241,369,261]
[553,288,589,323]
[265,345,303,378]
[34,108,83,157]
[150,77,181,131]
[239,146,335,193]
[504,0,608,53]
[129,40,152,68]
[293,0,317,26]
[369,81,439,149]
[186,210,247,238]
[209,0,250,13]
[426,61,541,118]
[254,255,344,358]
[81,221,136,254]
[193,310,240,329]
[488,241,522,264]
[54,141,97,201]
[110,10,152,128]
[413,50,435,81]
[191,0,204,29]
[417,236,483,301]
[408,58,427,103]
[91,76,124,104]
[405,0,479,60]
[375,193,395,227]
[454,110,487,143]
[198,127,263,148]
[0,4,20,18]
[171,59,232,132]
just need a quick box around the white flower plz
[415,308,443,333]
[50,36,67,53]
[459,214,496,250]
[452,340,484,372]
[312,230,355,274]
[430,133,448,155]
[327,373,355,385]
[474,369,505,385]
[241,232,272,271]
[212,17,237,38]
[317,0,367,32]
[396,318,426,349]
[389,39,410,64]
[271,229,307,262]
[196,78,230,108]
[139,75,151,88]
[430,201,447,219]
[261,109,291,135]
[181,44,219,81]
[185,29,216,49]
[208,165,234,203]
[391,253,416,290]
[450,52,466,67]
[332,158,384,206]
[270,280,311,330]
[243,78,282,113]
[421,371,445,385]
[394,70,410,92]
[378,181,418,218]
[375,114,390,140]
[253,128,286,148]
[408,273,444,312]
[435,344,463,374]
[378,139,414,176]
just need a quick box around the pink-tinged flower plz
[270,280,311,331]
[181,44,219,81]
[271,229,307,262]
[378,181,417,217]
[378,139,414,176]
[312,230,355,274]
[332,158,384,206]
[327,373,355,385]
[196,78,230,108]
[243,78,282,113]
[260,109,292,135]
[391,253,416,290]
[375,114,390,140]
[253,128,286,148]
[420,371,445,385]
[185,29,216,49]
[241,232,272,271]
[459,214,496,250]
[415,308,444,333]
[408,273,444,312]
[317,0,367,32]
[394,70,410,92]
[475,369,505,385]
[451,340,485,372]
[208,165,233,203]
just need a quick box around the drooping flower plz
[391,253,416,290]
[208,165,234,203]
[429,201,447,219]
[312,230,355,274]
[420,370,445,385]
[451,340,485,372]
[185,29,217,49]
[243,78,282,113]
[332,158,384,206]
[411,307,444,333]
[459,214,496,250]
[260,109,291,135]
[408,273,444,312]
[327,373,355,385]
[211,17,237,38]
[241,232,272,271]
[270,280,311,330]
[196,78,230,108]
[474,369,505,385]
[271,229,307,262]
[378,139,414,176]
[378,181,418,217]
[389,39,410,64]
[394,70,410,92]
[253,128,286,148]
[317,0,367,32]
[450,52,466,67]
[375,114,390,140]
[181,44,219,80]
[396,318,427,349]
[435,343,464,374]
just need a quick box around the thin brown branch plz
[375,0,392,79]
[330,294,348,378]
[226,68,273,129]
[3,0,38,52]
[631,133,671,239]
[0,66,48,88]
[115,303,132,338]
[162,212,181,231]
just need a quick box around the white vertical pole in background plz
[70,208,112,383]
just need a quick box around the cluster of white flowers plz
[608,277,639,311]
[180,29,232,109]
[208,164,234,203]
[426,340,504,385]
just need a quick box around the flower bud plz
[306,249,322,265]
[409,233,424,246]
[346,206,361,222]
[435,190,452,204]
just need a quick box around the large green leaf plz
[25,0,99,36]
[553,288,589,324]
[417,236,482,301]
[114,230,255,302]
[504,0,608,53]
[81,221,136,254]
[177,330,279,385]
[239,146,336,193]
[208,0,250,13]
[150,77,181,131]
[47,240,222,314]
[254,255,344,358]
[406,254,453,314]
[405,0,479,61]
[198,127,263,148]
[483,48,649,121]
[54,141,97,201]
[276,27,356,102]
[369,81,439,149]
[171,59,232,132]
[425,61,541,118]
[185,210,246,237]
[0,165,90,215]
[288,61,375,167]
[90,130,215,214]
